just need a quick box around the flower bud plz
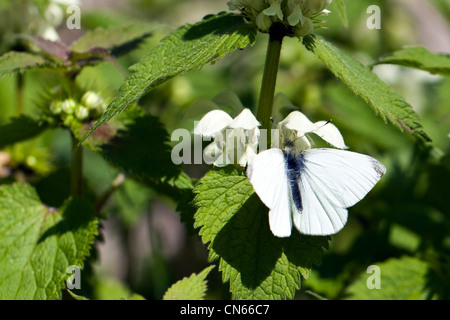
[75,104,89,121]
[81,91,107,117]
[49,100,63,114]
[61,98,77,114]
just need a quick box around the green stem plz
[16,74,24,115]
[71,134,83,198]
[256,24,285,137]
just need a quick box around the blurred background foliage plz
[0,0,449,299]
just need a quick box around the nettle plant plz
[1,0,449,300]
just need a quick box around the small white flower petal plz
[313,120,348,149]
[238,145,258,167]
[229,108,261,130]
[248,127,260,146]
[279,111,318,136]
[193,110,233,137]
[263,0,284,20]
[295,135,313,150]
[203,141,223,165]
[214,152,232,167]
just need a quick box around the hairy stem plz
[256,23,285,140]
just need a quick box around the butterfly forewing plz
[292,148,386,235]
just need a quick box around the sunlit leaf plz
[303,35,431,142]
[82,12,257,141]
[373,46,450,76]
[193,167,329,299]
[0,184,98,299]
[346,256,430,300]
[163,265,214,300]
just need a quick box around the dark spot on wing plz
[371,159,386,179]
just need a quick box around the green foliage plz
[346,256,430,300]
[0,51,51,77]
[373,46,450,77]
[0,0,449,301]
[303,35,431,142]
[163,265,214,300]
[193,168,329,299]
[0,184,98,299]
[331,0,348,28]
[83,12,257,140]
[101,114,180,181]
[0,115,48,148]
[69,23,160,55]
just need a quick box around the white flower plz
[263,0,284,21]
[42,0,81,40]
[61,98,77,114]
[49,100,63,114]
[81,91,107,116]
[74,104,89,120]
[193,110,233,138]
[194,108,261,167]
[276,110,348,150]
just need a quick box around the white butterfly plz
[247,147,386,237]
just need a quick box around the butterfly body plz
[283,149,305,213]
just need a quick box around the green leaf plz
[0,51,50,77]
[0,184,99,300]
[373,46,450,77]
[82,12,257,141]
[346,256,430,300]
[0,115,48,148]
[303,35,431,142]
[331,0,348,28]
[163,265,215,300]
[69,22,160,56]
[101,114,181,182]
[193,167,329,300]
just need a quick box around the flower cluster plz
[194,107,347,167]
[228,0,332,37]
[49,91,107,126]
[194,109,261,167]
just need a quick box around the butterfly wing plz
[247,149,293,237]
[293,148,386,235]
